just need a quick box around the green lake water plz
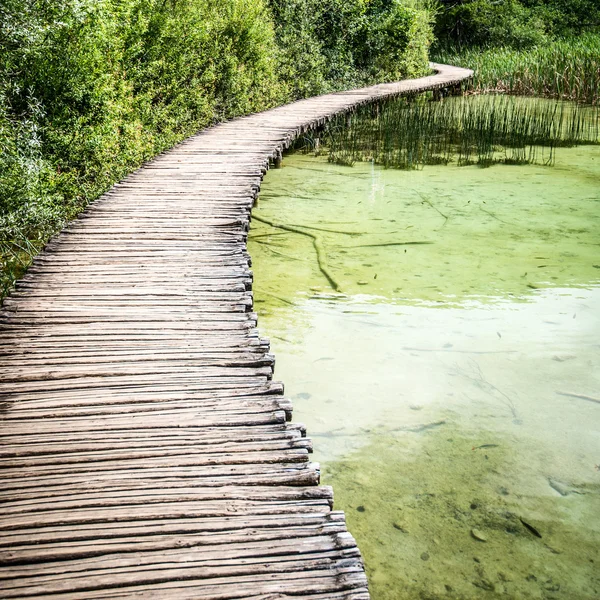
[248,140,600,599]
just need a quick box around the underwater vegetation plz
[308,95,600,170]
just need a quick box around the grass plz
[434,34,600,106]
[310,94,600,170]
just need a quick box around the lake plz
[248,124,600,599]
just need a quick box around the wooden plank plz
[0,512,348,553]
[0,520,350,565]
[1,566,368,599]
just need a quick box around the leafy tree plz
[434,0,600,49]
[434,0,547,49]
[267,0,434,97]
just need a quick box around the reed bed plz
[435,35,600,106]
[320,95,600,169]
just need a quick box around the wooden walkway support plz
[0,64,472,599]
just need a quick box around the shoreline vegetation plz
[1,0,599,297]
[434,35,600,106]
[317,95,600,170]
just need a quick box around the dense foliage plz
[0,0,434,295]
[268,0,434,97]
[434,0,600,50]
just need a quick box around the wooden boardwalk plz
[0,64,472,599]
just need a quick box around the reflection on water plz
[248,146,600,599]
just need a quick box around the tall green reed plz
[434,35,600,106]
[315,95,600,170]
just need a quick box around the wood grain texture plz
[0,64,472,598]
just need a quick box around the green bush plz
[520,0,600,37]
[434,0,600,50]
[369,2,434,79]
[267,0,434,98]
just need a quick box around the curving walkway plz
[0,64,472,599]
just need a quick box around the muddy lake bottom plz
[248,144,600,599]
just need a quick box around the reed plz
[316,95,600,170]
[434,35,600,106]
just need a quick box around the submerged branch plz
[351,241,433,248]
[479,206,512,225]
[414,191,449,225]
[556,391,600,405]
[251,214,341,292]
[248,231,290,240]
[390,420,447,433]
[261,290,297,307]
[457,359,521,422]
[253,239,303,262]
[291,224,361,236]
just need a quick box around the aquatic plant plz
[434,34,600,106]
[318,95,600,170]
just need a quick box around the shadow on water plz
[248,99,600,599]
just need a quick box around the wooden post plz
[450,82,462,96]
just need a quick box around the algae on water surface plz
[248,124,600,599]
[250,146,600,305]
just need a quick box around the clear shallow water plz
[248,144,600,599]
